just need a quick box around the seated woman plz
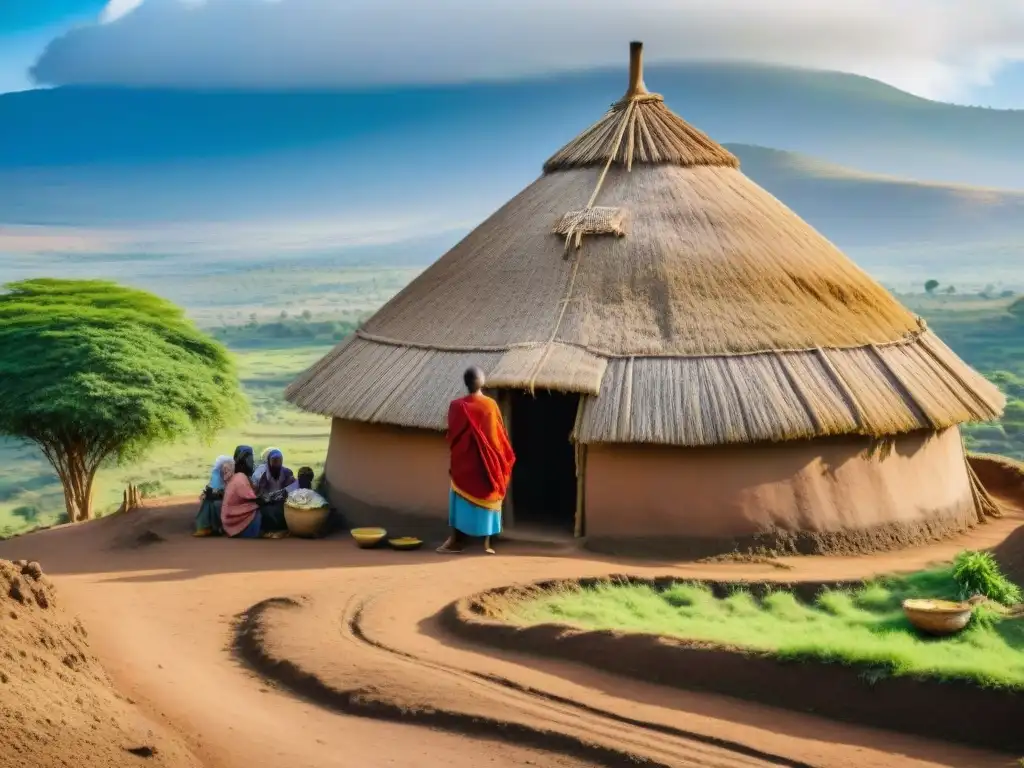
[251,446,281,487]
[255,449,295,495]
[193,455,233,537]
[221,446,290,539]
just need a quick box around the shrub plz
[952,551,1022,606]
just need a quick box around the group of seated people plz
[193,445,320,539]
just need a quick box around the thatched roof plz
[286,43,1004,447]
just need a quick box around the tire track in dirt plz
[233,595,667,768]
[348,602,819,768]
[235,584,813,768]
[346,598,815,768]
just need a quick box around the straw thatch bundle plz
[286,43,1004,447]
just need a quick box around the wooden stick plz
[626,41,648,98]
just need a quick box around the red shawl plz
[447,394,515,510]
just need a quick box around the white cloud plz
[99,0,146,23]
[30,0,1024,100]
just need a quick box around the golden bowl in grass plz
[902,598,972,636]
[350,527,387,548]
[388,537,423,551]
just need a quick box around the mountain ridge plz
[3,62,1024,187]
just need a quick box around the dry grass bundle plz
[554,207,629,252]
[543,43,737,173]
[544,96,739,173]
[285,329,1004,446]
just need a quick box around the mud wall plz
[323,419,450,535]
[325,419,980,555]
[584,427,979,555]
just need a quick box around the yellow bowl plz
[388,537,423,551]
[350,527,387,548]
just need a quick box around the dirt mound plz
[968,453,1024,498]
[992,523,1024,586]
[446,579,1024,754]
[0,559,201,768]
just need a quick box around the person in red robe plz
[438,366,515,554]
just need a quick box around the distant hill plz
[2,64,1024,292]
[728,144,1024,248]
[2,62,1024,189]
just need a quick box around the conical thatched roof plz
[286,43,1004,447]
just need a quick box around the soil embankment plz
[0,558,201,768]
[445,576,1024,753]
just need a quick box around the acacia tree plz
[0,279,246,522]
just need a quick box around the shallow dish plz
[388,537,423,551]
[350,527,387,548]
[902,598,972,636]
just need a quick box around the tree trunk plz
[51,450,95,523]
[36,438,109,525]
[56,475,91,522]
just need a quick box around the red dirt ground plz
[0,495,1021,768]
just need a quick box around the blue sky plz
[969,64,1024,109]
[3,0,1024,108]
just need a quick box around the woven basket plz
[283,504,330,538]
[902,599,972,636]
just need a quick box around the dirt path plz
[0,499,1020,768]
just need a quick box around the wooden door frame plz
[492,389,515,529]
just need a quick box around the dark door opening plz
[509,390,579,532]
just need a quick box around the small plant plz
[952,550,1022,606]
[968,603,1002,630]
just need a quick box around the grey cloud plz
[30,0,1024,99]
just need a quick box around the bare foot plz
[485,547,496,555]
[436,545,463,554]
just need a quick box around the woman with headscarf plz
[221,445,290,539]
[193,454,234,537]
[251,446,280,488]
[255,449,295,495]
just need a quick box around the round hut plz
[286,42,1005,556]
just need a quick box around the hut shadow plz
[0,499,684,584]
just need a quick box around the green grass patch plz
[0,344,333,537]
[903,294,1024,460]
[503,567,1024,690]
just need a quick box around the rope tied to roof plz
[560,97,637,255]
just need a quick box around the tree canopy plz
[0,279,246,521]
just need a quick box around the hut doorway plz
[507,390,579,533]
